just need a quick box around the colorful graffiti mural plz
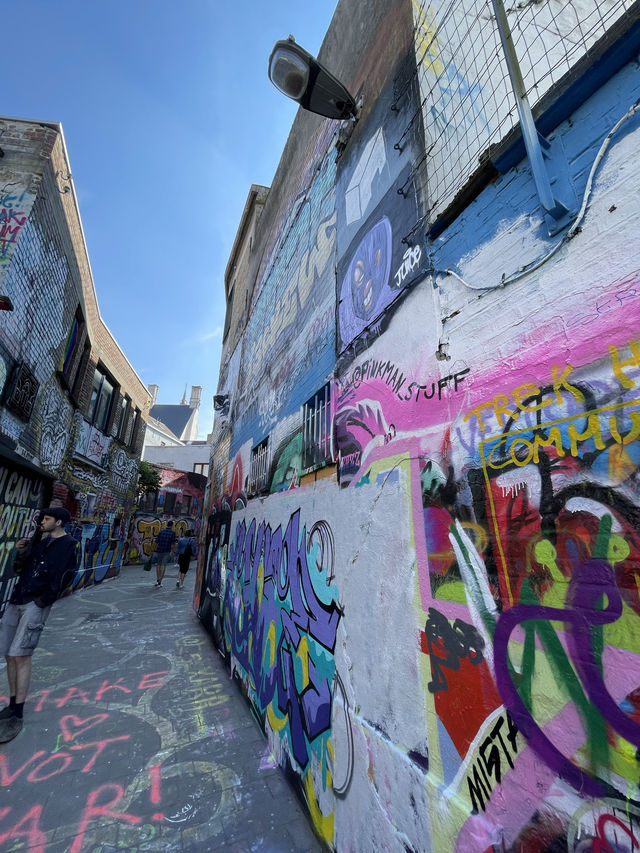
[199,0,640,848]
[331,323,640,850]
[197,501,343,842]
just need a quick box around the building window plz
[126,408,138,447]
[302,383,332,470]
[118,396,130,441]
[60,307,85,385]
[193,463,207,476]
[141,491,157,513]
[118,398,137,447]
[182,495,193,515]
[163,492,177,515]
[71,341,91,403]
[249,437,270,495]
[87,367,115,432]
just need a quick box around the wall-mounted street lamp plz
[268,36,358,121]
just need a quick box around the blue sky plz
[3,1,337,438]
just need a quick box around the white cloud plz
[178,326,223,347]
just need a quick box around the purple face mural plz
[339,217,392,348]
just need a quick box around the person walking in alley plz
[153,521,176,588]
[0,507,80,743]
[175,528,197,589]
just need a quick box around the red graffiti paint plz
[54,687,91,707]
[593,813,639,852]
[0,751,47,786]
[70,784,142,853]
[150,764,162,804]
[26,753,74,783]
[0,736,130,786]
[0,805,47,853]
[31,670,169,712]
[70,737,131,773]
[94,678,132,701]
[59,713,109,742]
[138,670,169,690]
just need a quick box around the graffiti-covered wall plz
[0,118,148,612]
[128,467,206,563]
[199,0,640,849]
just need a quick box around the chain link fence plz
[406,0,635,229]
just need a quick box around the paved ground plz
[0,562,324,853]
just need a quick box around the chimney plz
[189,385,202,409]
[148,384,158,407]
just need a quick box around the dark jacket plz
[11,535,80,608]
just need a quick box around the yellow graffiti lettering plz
[492,394,518,427]
[609,411,640,445]
[509,437,534,467]
[513,383,550,413]
[263,621,277,669]
[297,210,336,308]
[303,767,334,843]
[267,703,288,732]
[567,413,605,456]
[486,437,511,471]
[551,363,584,405]
[532,427,565,462]
[412,0,444,76]
[463,400,493,433]
[297,635,310,689]
[136,519,161,557]
[610,340,640,390]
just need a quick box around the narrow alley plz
[0,566,324,853]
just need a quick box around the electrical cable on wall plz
[436,98,640,293]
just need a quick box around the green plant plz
[136,461,161,501]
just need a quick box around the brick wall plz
[0,117,149,594]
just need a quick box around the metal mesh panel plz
[249,437,270,494]
[408,0,634,226]
[302,383,332,470]
[512,0,634,102]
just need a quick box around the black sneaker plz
[0,715,23,742]
[176,582,180,588]
[0,706,14,720]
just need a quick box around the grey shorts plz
[0,601,52,657]
[156,551,172,567]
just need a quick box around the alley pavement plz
[0,562,324,853]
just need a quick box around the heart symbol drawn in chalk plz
[59,713,109,742]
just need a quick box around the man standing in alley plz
[0,507,80,743]
[153,520,176,588]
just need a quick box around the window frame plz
[141,490,158,513]
[163,492,177,516]
[87,366,116,433]
[302,383,333,471]
[249,436,270,496]
[59,306,86,391]
[118,395,131,442]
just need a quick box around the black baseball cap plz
[41,506,71,525]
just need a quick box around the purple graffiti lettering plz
[225,510,340,769]
[494,556,640,797]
